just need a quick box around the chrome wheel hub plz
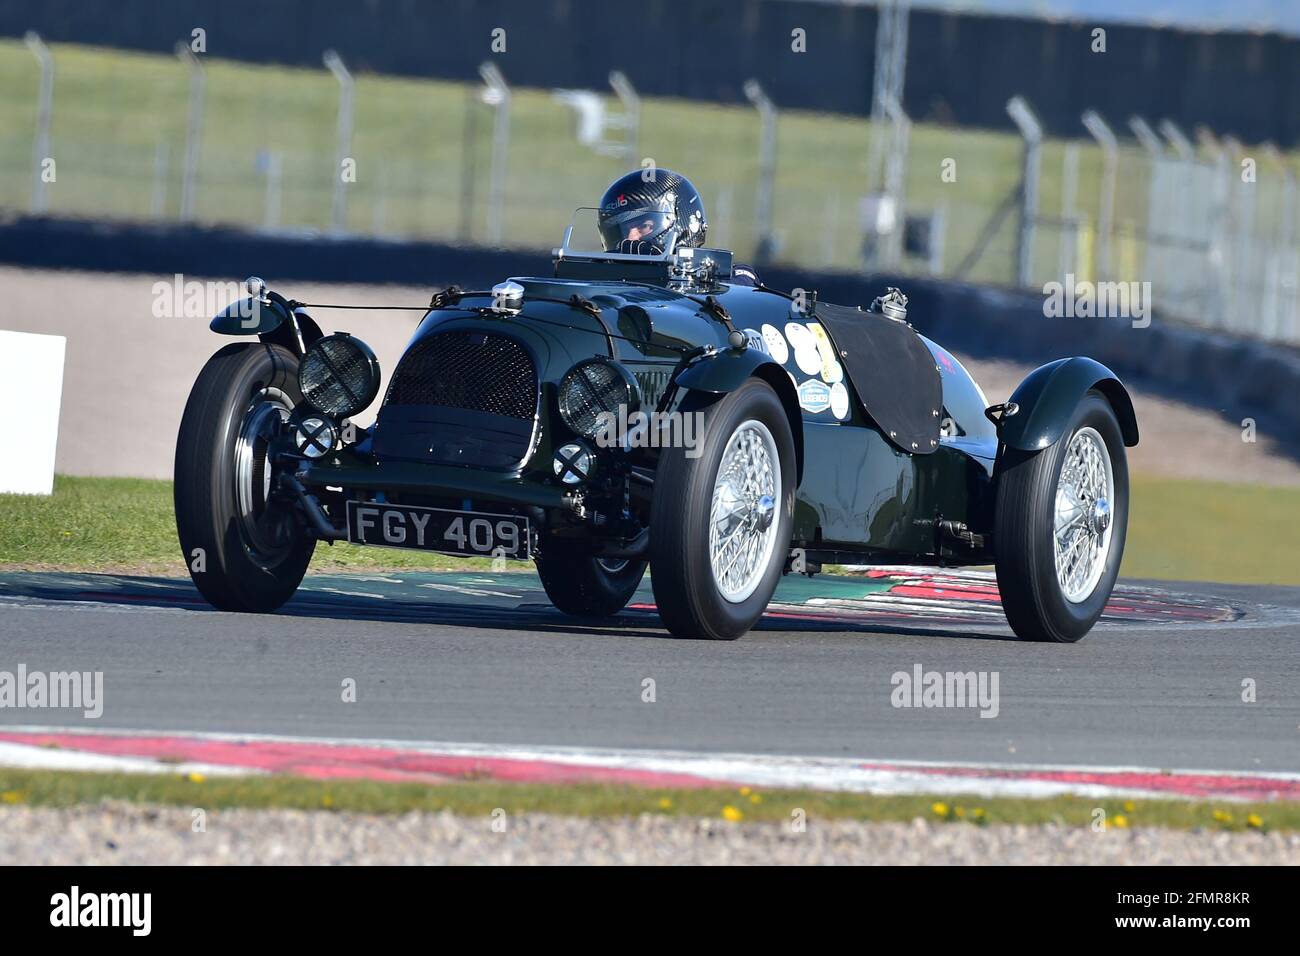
[233,388,295,565]
[709,419,781,604]
[1053,426,1115,604]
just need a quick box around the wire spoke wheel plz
[1052,425,1115,603]
[708,419,780,603]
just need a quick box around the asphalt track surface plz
[1,567,1297,774]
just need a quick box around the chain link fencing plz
[0,38,1295,344]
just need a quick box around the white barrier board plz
[0,329,66,495]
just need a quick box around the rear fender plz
[999,357,1139,451]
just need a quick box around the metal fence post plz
[1196,128,1232,326]
[743,79,777,264]
[175,42,205,223]
[323,50,354,234]
[879,94,910,269]
[871,0,909,123]
[866,0,909,267]
[479,62,510,245]
[1156,119,1200,317]
[1129,116,1164,296]
[1006,95,1042,288]
[1081,110,1118,279]
[1158,119,1194,160]
[1128,116,1162,154]
[23,32,54,215]
[1058,142,1079,281]
[608,70,640,167]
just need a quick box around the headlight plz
[298,333,380,419]
[553,442,596,485]
[293,415,338,459]
[557,359,639,438]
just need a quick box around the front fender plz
[210,294,290,335]
[210,292,323,357]
[1000,357,1139,451]
[675,348,804,484]
[675,347,774,393]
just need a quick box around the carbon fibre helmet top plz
[596,169,707,255]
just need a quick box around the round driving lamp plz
[557,359,640,439]
[298,333,381,419]
[553,442,596,485]
[293,415,338,459]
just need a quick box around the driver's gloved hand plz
[617,239,660,255]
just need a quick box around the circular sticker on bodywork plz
[760,323,789,364]
[829,381,849,420]
[742,327,769,355]
[785,322,822,375]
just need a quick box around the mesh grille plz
[385,331,537,419]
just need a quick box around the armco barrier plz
[3,215,1298,446]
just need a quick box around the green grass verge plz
[1125,477,1300,586]
[2,474,1299,585]
[0,475,503,574]
[0,766,1289,833]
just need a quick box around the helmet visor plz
[598,206,677,254]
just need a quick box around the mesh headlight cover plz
[298,334,380,419]
[558,359,639,438]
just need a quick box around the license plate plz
[345,501,531,559]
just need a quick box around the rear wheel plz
[650,378,796,640]
[174,343,314,612]
[535,539,646,616]
[994,391,1128,642]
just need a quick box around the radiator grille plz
[376,330,538,469]
[385,331,536,420]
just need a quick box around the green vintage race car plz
[175,221,1137,642]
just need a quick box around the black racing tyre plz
[993,390,1129,643]
[650,378,796,640]
[535,539,647,616]
[174,342,315,612]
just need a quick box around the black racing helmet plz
[596,169,707,255]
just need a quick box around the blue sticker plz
[797,378,831,413]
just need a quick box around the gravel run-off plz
[3,803,1297,865]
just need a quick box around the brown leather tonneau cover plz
[813,302,942,454]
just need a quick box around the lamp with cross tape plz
[298,333,381,419]
[552,441,596,485]
[293,415,339,459]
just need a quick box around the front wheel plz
[993,391,1129,642]
[535,539,646,616]
[174,342,315,612]
[650,378,796,640]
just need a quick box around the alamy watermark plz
[50,886,150,936]
[890,664,999,718]
[0,665,103,718]
[151,274,255,324]
[594,405,705,458]
[1042,274,1152,328]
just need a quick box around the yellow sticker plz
[806,323,843,383]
